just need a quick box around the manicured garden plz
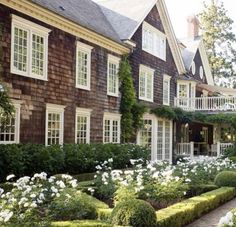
[1,144,236,226]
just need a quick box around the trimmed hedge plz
[214,171,236,187]
[156,187,236,227]
[52,220,112,227]
[0,143,150,182]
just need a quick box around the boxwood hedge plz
[0,143,150,182]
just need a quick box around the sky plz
[165,0,236,39]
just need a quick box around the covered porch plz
[175,121,234,159]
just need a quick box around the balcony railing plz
[177,142,233,159]
[174,96,236,112]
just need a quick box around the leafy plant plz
[111,199,156,227]
[214,171,236,187]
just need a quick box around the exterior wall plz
[128,6,178,108]
[191,49,207,84]
[0,5,121,144]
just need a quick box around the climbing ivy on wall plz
[0,22,14,116]
[119,56,146,143]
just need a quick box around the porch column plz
[190,141,194,159]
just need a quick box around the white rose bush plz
[94,156,236,208]
[0,172,78,226]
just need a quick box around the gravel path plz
[186,198,236,227]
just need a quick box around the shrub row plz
[0,143,150,182]
[156,187,236,227]
[52,220,112,227]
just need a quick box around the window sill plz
[107,93,119,98]
[76,85,91,91]
[139,97,153,103]
[11,69,48,81]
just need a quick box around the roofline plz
[198,40,214,85]
[1,0,130,55]
[157,0,186,74]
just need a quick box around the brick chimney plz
[187,15,200,39]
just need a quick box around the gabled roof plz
[179,37,201,70]
[180,37,214,85]
[95,0,186,74]
[94,0,156,40]
[31,0,121,43]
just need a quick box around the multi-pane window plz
[11,15,50,80]
[46,104,65,146]
[139,119,152,148]
[0,103,20,144]
[177,83,188,107]
[139,65,154,102]
[142,22,166,61]
[75,108,91,144]
[157,120,172,161]
[163,75,171,105]
[76,42,93,90]
[103,113,121,143]
[107,55,120,97]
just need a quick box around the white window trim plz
[107,54,120,97]
[0,100,21,144]
[45,103,65,146]
[163,74,171,106]
[177,81,189,99]
[142,21,166,61]
[139,64,154,102]
[11,14,50,81]
[75,41,93,90]
[103,112,121,143]
[75,107,92,144]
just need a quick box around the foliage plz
[119,56,147,142]
[119,56,136,143]
[52,220,112,227]
[151,106,176,120]
[199,0,236,86]
[188,184,218,197]
[214,171,236,187]
[49,189,97,221]
[0,173,78,226]
[111,199,156,227]
[0,143,150,182]
[156,187,236,227]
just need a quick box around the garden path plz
[186,198,236,227]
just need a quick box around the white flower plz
[56,180,66,189]
[0,188,4,196]
[6,174,15,181]
[108,158,113,163]
[69,179,78,188]
[0,210,13,223]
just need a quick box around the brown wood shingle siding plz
[0,5,121,144]
[128,6,178,108]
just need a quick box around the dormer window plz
[142,22,166,61]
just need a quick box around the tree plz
[199,0,236,87]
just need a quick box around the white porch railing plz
[174,96,236,112]
[211,142,234,157]
[176,142,194,158]
[177,142,233,159]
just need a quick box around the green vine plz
[151,106,236,133]
[0,23,14,117]
[119,56,146,142]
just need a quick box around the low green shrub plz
[0,143,150,182]
[156,187,236,227]
[49,189,99,221]
[229,156,236,162]
[52,220,112,227]
[214,171,236,187]
[187,184,218,196]
[111,199,156,227]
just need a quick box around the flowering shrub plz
[218,209,236,227]
[94,156,236,207]
[0,172,78,226]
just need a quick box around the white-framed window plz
[142,22,166,61]
[103,112,121,144]
[163,74,171,105]
[107,55,120,97]
[75,108,92,144]
[0,101,21,144]
[199,66,204,79]
[45,104,65,146]
[139,65,154,102]
[138,118,153,149]
[11,15,50,80]
[191,61,196,75]
[76,42,93,90]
